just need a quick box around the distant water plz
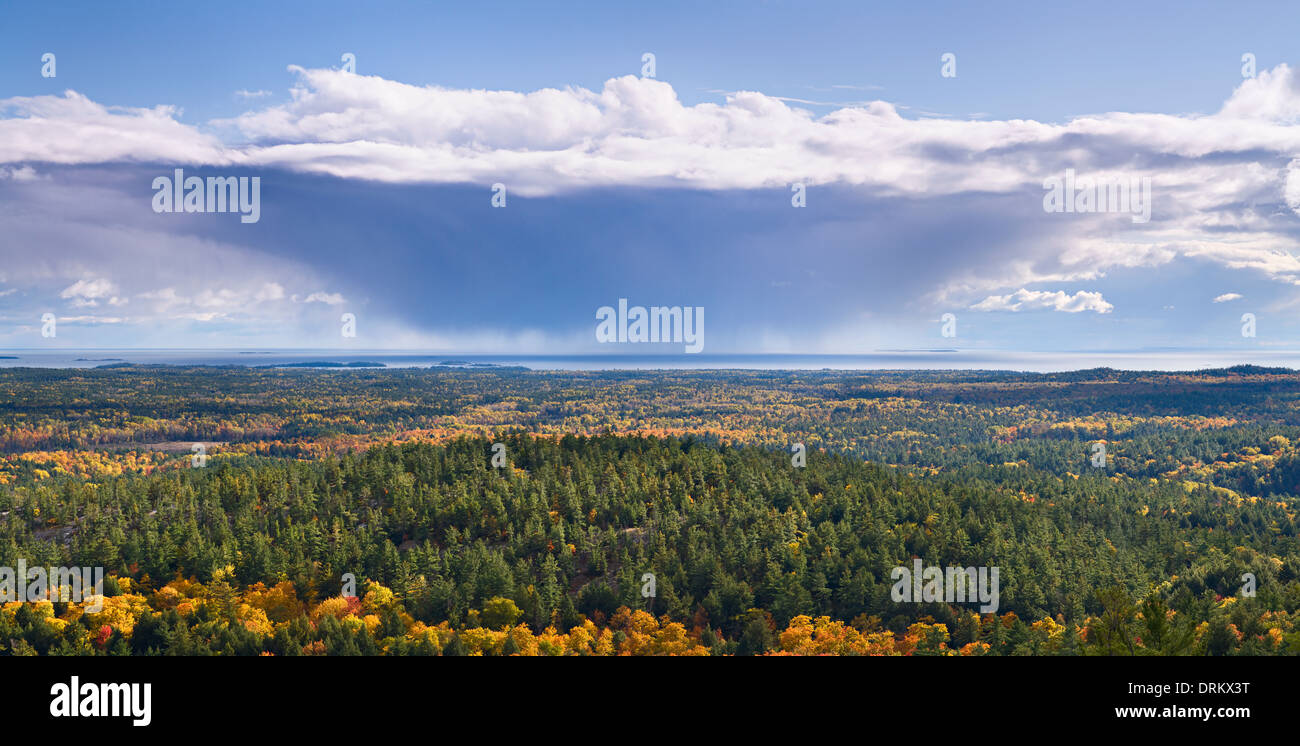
[1,349,1299,372]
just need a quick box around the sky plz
[3,0,1300,355]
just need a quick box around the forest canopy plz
[1,366,1297,655]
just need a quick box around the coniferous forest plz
[2,365,1297,655]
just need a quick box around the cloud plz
[302,291,345,305]
[0,166,41,181]
[0,64,1294,198]
[137,287,186,310]
[0,173,356,346]
[235,89,272,99]
[5,65,1300,296]
[59,278,126,307]
[11,65,1300,347]
[57,315,124,324]
[1213,293,1243,302]
[161,282,292,313]
[60,278,114,299]
[970,288,1114,313]
[0,91,227,165]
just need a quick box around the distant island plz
[0,355,16,359]
[433,360,514,369]
[259,361,387,368]
[76,357,125,362]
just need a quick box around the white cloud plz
[255,282,286,302]
[0,91,227,165]
[1213,292,1243,303]
[303,291,345,305]
[59,278,116,307]
[11,64,1300,321]
[57,315,124,324]
[137,287,186,310]
[971,288,1114,313]
[0,166,40,181]
[1,64,1297,200]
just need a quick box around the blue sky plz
[5,1,1298,123]
[3,1,1300,355]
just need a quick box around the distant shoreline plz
[2,350,1299,374]
[256,361,387,368]
[0,362,1289,378]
